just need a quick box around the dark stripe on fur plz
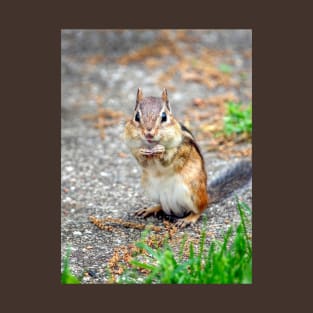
[179,122,194,138]
[186,137,204,163]
[180,123,205,164]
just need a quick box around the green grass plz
[223,102,252,136]
[61,247,81,284]
[118,200,252,284]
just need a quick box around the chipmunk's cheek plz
[152,133,161,142]
[139,132,148,143]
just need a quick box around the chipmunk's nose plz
[144,127,155,139]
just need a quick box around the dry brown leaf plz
[89,216,162,232]
[181,71,204,83]
[144,57,163,69]
[85,54,105,65]
[118,152,128,158]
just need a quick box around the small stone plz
[63,197,72,203]
[88,270,97,277]
[65,166,74,172]
[73,231,82,236]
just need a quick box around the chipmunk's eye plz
[135,112,140,122]
[161,111,167,123]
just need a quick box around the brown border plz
[2,0,309,312]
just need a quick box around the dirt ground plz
[61,29,252,283]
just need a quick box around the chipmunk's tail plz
[208,160,252,204]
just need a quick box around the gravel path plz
[61,30,252,283]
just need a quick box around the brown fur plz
[174,137,209,214]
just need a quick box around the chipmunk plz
[124,88,252,228]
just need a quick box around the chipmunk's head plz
[125,88,182,149]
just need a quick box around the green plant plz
[118,200,252,284]
[224,102,252,136]
[61,247,81,284]
[219,63,233,74]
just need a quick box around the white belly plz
[144,172,194,217]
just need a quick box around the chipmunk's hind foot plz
[175,212,201,228]
[135,205,162,218]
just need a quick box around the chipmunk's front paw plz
[139,148,153,156]
[139,145,165,157]
[151,144,165,154]
[135,205,162,218]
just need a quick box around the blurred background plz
[61,29,252,144]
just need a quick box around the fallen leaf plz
[118,152,128,158]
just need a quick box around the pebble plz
[88,270,97,277]
[73,231,82,236]
[82,276,91,282]
[66,166,74,172]
[63,197,72,203]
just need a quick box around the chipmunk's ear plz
[135,88,143,110]
[136,88,143,103]
[162,88,171,112]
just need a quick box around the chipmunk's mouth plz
[144,138,159,146]
[143,134,159,145]
[146,139,159,145]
